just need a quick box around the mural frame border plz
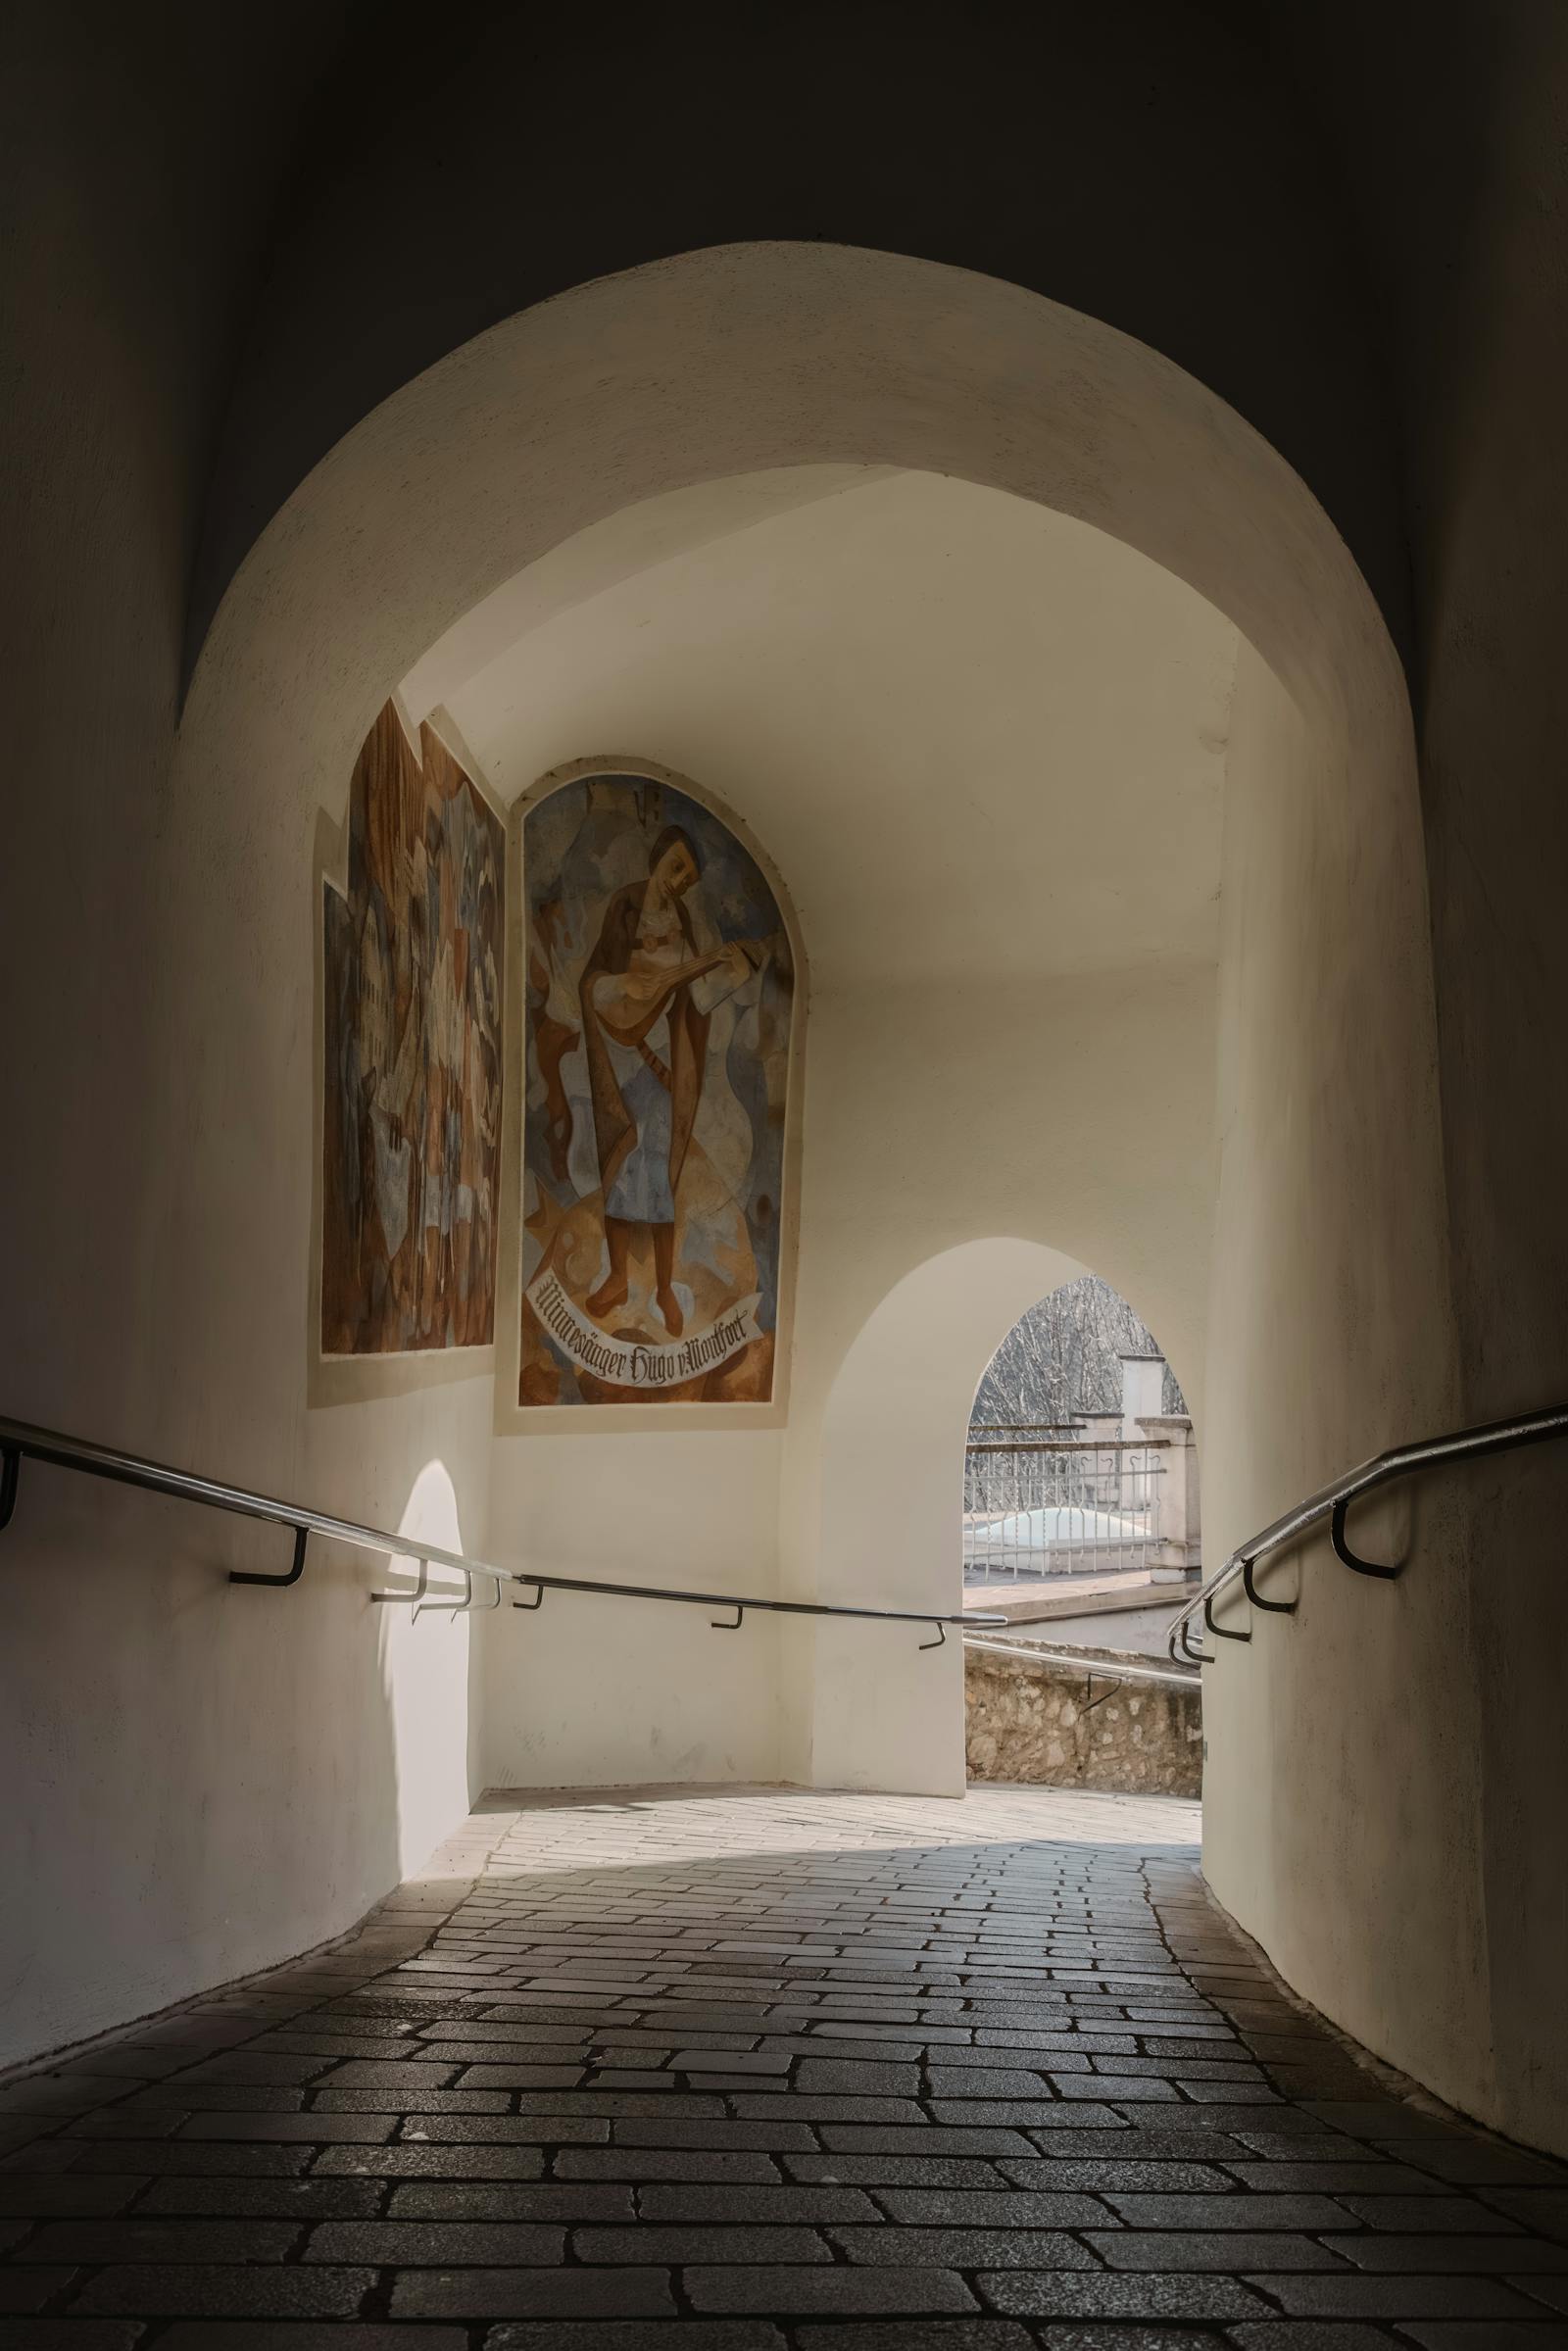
[306,696,503,1407]
[494,752,808,1438]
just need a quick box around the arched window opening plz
[965,1275,1200,1645]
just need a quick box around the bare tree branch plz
[971,1276,1186,1426]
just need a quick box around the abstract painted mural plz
[520,771,794,1405]
[321,702,504,1354]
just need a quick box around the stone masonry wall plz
[965,1643,1202,1796]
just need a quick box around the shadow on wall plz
[0,1387,487,2074]
[804,1239,1098,1797]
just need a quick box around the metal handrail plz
[1167,1401,1568,1665]
[0,1414,1005,1642]
[964,1634,1200,1692]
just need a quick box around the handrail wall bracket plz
[1204,1591,1250,1644]
[230,1525,308,1589]
[1242,1555,1298,1613]
[1329,1495,1401,1581]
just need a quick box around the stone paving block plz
[817,2129,1034,2156]
[0,2147,77,2178]
[17,2219,300,2264]
[389,2267,676,2318]
[453,2069,589,2091]
[318,2061,462,2089]
[1100,2192,1352,2229]
[1029,2329,1231,2351]
[558,2150,782,2182]
[574,2226,831,2264]
[832,2222,1103,2267]
[139,2175,382,2218]
[924,2070,1054,2098]
[1483,2187,1568,2237]
[793,2327,1035,2350]
[1087,2229,1348,2270]
[1302,2103,1463,2138]
[486,2327,786,2351]
[0,2325,145,2349]
[312,2143,546,2178]
[389,2184,633,2222]
[1057,2076,1184,2102]
[174,2054,334,2086]
[397,2117,608,2144]
[65,2140,312,2178]
[997,2158,1233,2191]
[114,2086,306,2115]
[684,2266,979,2314]
[785,2157,1006,2188]
[178,2114,394,2143]
[791,2063,920,2096]
[869,2188,1109,2227]
[1321,2231,1568,2270]
[1226,2327,1404,2349]
[929,2102,1125,2129]
[975,2271,1274,2321]
[1218,2160,1431,2191]
[0,2276,75,2316]
[305,2221,564,2264]
[61,2113,183,2141]
[637,2186,878,2224]
[1398,2327,1568,2348]
[313,2088,513,2114]
[0,2082,126,2118]
[1394,2140,1568,2186]
[156,2334,468,2350]
[729,2099,925,2125]
[1256,2273,1544,2317]
[1333,2191,1524,2231]
[73,2267,375,2317]
[611,2122,817,2151]
[0,2177,146,2217]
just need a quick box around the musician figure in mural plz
[580,825,767,1336]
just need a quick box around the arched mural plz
[519,766,795,1406]
[320,702,505,1354]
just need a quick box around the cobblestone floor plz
[3,1781,1567,2349]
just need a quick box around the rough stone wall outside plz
[965,1644,1202,1796]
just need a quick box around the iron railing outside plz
[1167,1401,1568,1665]
[963,1427,1169,1580]
[0,1414,1005,1644]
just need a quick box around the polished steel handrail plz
[964,1634,1200,1692]
[0,1414,1004,1641]
[1167,1401,1568,1665]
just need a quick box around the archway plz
[803,1240,1096,1797]
[965,1273,1199,1606]
[142,241,1461,2114]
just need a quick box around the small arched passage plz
[797,1240,1157,1795]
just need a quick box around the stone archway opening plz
[961,1273,1205,1801]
